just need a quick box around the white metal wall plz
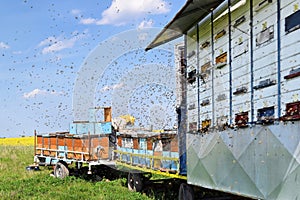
[186,0,300,131]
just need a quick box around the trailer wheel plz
[127,172,143,192]
[179,183,194,200]
[54,162,69,179]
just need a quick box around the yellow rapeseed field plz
[0,136,34,146]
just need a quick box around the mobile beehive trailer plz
[114,128,187,192]
[34,107,115,178]
[146,0,300,199]
[33,108,188,190]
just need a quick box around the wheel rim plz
[128,172,143,192]
[179,183,194,200]
[54,162,69,179]
[55,165,62,177]
[128,173,135,191]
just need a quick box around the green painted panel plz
[238,127,293,198]
[189,159,216,189]
[201,138,237,185]
[269,161,300,200]
[221,162,264,199]
[187,142,200,172]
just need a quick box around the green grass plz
[0,146,152,200]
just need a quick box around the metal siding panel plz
[215,103,230,117]
[280,53,300,72]
[232,40,249,58]
[200,90,212,99]
[281,79,300,94]
[254,83,278,100]
[253,66,277,82]
[253,41,277,63]
[214,30,229,49]
[232,75,250,89]
[280,91,300,105]
[253,0,277,26]
[231,53,250,71]
[232,100,251,114]
[214,82,230,93]
[187,122,300,199]
[281,0,300,8]
[200,103,212,113]
[281,39,300,59]
[214,70,230,84]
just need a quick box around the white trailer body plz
[148,0,300,199]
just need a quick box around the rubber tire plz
[127,172,143,192]
[178,183,194,200]
[54,162,69,179]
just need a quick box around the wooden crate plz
[49,136,58,157]
[147,138,153,150]
[133,138,139,149]
[91,136,110,160]
[170,136,178,152]
[36,136,43,148]
[117,136,122,147]
[153,151,162,169]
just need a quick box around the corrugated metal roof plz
[145,0,225,51]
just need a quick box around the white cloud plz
[71,9,81,15]
[41,39,75,54]
[13,51,22,55]
[138,19,154,29]
[80,17,97,25]
[38,32,87,54]
[23,89,46,98]
[138,32,149,41]
[0,42,10,49]
[38,36,58,47]
[101,83,124,91]
[23,88,63,99]
[80,0,169,26]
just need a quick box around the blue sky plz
[0,0,185,137]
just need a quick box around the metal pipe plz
[228,0,233,124]
[196,24,201,132]
[277,0,281,118]
[179,37,187,174]
[250,0,254,123]
[211,12,215,127]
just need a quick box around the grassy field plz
[0,138,153,200]
[0,138,246,200]
[0,138,183,200]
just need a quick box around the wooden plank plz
[104,107,112,122]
